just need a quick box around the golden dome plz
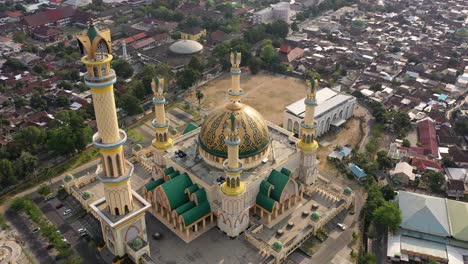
[199,102,270,164]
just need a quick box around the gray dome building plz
[169,40,203,55]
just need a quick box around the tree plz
[130,81,146,100]
[380,185,396,201]
[38,184,51,196]
[425,171,445,193]
[260,42,277,65]
[334,145,343,151]
[402,139,410,147]
[0,159,15,188]
[376,151,393,170]
[249,57,262,74]
[30,93,48,110]
[306,70,321,80]
[56,96,70,108]
[111,59,134,79]
[177,68,201,90]
[359,252,377,264]
[47,126,77,156]
[195,90,204,106]
[3,58,27,72]
[188,56,204,71]
[373,201,401,233]
[120,94,143,115]
[13,32,26,43]
[33,64,45,74]
[14,126,47,153]
[441,157,457,168]
[369,83,382,91]
[291,21,299,32]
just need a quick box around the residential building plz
[252,2,290,25]
[390,162,415,185]
[180,27,206,41]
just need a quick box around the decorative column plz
[296,79,319,185]
[217,113,249,237]
[77,22,133,216]
[151,78,173,167]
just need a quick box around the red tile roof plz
[153,32,169,42]
[32,26,62,37]
[122,32,147,44]
[23,7,76,28]
[418,119,438,156]
[5,11,23,18]
[279,44,291,53]
[411,157,442,172]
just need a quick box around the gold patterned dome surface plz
[199,102,270,159]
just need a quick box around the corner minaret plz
[77,22,133,214]
[297,79,319,185]
[77,22,151,261]
[228,51,243,103]
[151,78,172,167]
[217,113,249,237]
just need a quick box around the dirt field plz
[185,72,308,125]
[317,105,369,176]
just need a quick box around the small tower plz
[217,113,250,237]
[228,51,243,103]
[151,78,173,167]
[77,22,151,262]
[296,79,319,185]
[121,40,129,61]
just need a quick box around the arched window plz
[107,156,114,177]
[158,134,163,142]
[236,178,240,187]
[163,134,167,142]
[287,119,292,131]
[93,66,99,77]
[115,207,120,216]
[116,154,122,176]
[125,205,129,214]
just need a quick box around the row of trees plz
[0,110,92,191]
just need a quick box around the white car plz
[63,209,72,216]
[337,223,346,231]
[77,228,86,234]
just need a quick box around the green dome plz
[64,174,74,182]
[311,213,320,220]
[272,241,283,251]
[134,144,142,151]
[82,191,92,200]
[132,237,143,249]
[344,187,352,195]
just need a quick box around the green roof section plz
[193,189,207,204]
[64,174,74,182]
[175,201,196,215]
[272,242,283,251]
[87,24,99,42]
[260,180,274,196]
[145,178,165,191]
[164,166,175,175]
[267,170,291,201]
[256,193,277,213]
[161,173,193,210]
[181,201,211,227]
[280,168,291,177]
[186,184,199,195]
[447,200,468,241]
[167,170,181,179]
[183,123,199,134]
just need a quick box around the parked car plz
[44,195,54,201]
[56,230,61,234]
[77,228,86,234]
[63,209,72,216]
[337,223,346,231]
[32,227,40,234]
[55,203,64,209]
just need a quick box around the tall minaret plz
[121,40,129,61]
[228,51,243,103]
[76,22,134,216]
[217,113,249,237]
[297,79,319,185]
[151,78,172,167]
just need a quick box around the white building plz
[252,2,290,25]
[283,88,356,137]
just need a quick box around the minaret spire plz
[296,79,319,185]
[221,113,244,196]
[228,51,243,103]
[151,78,173,167]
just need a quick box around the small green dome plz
[311,213,320,220]
[134,144,142,151]
[82,191,92,200]
[272,242,283,251]
[87,21,99,42]
[64,174,74,182]
[132,237,143,249]
[344,188,352,195]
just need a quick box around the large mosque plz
[66,23,353,264]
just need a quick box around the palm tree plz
[334,145,343,152]
[196,90,204,107]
